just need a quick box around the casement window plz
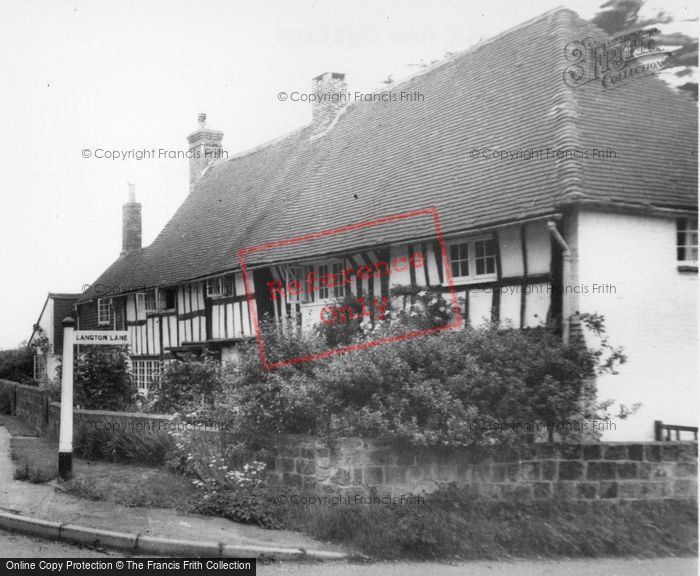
[143,288,177,312]
[293,261,348,304]
[206,276,234,298]
[317,264,330,300]
[332,262,346,299]
[286,267,305,304]
[97,298,111,325]
[33,354,47,382]
[144,289,158,313]
[206,277,221,297]
[131,359,162,397]
[447,236,497,282]
[136,292,146,317]
[160,288,176,311]
[677,218,698,265]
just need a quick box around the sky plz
[0,0,696,349]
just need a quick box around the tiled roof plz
[79,8,697,302]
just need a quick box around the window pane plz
[476,259,484,275]
[332,262,345,298]
[318,265,329,299]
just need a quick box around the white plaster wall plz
[576,210,697,441]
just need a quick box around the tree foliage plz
[591,0,698,99]
[71,348,136,411]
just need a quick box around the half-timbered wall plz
[208,272,256,340]
[266,221,555,331]
[77,271,257,363]
[176,282,206,345]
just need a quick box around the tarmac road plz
[0,531,696,576]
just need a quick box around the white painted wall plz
[575,210,697,441]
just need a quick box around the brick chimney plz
[121,183,142,256]
[186,113,224,191]
[311,72,347,136]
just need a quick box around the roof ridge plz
[372,6,580,95]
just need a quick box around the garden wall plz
[0,379,48,433]
[264,436,698,501]
[1,379,696,502]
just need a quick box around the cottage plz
[77,8,697,440]
[28,293,79,383]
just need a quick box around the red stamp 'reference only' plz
[238,207,462,370]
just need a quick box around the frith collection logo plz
[563,28,671,89]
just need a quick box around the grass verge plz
[9,433,199,510]
[286,487,698,560]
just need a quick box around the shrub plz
[0,345,35,384]
[66,348,136,411]
[147,353,223,415]
[217,312,620,448]
[202,318,326,438]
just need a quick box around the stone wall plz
[264,436,698,501]
[0,379,47,434]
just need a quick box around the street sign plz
[73,330,130,345]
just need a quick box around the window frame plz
[144,289,158,313]
[298,260,347,304]
[677,217,698,267]
[206,277,222,298]
[206,276,234,299]
[159,287,177,311]
[445,235,498,284]
[131,359,162,398]
[97,298,111,325]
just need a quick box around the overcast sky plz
[0,0,696,349]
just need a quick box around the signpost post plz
[58,323,130,481]
[58,317,75,480]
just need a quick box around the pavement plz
[0,418,347,560]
